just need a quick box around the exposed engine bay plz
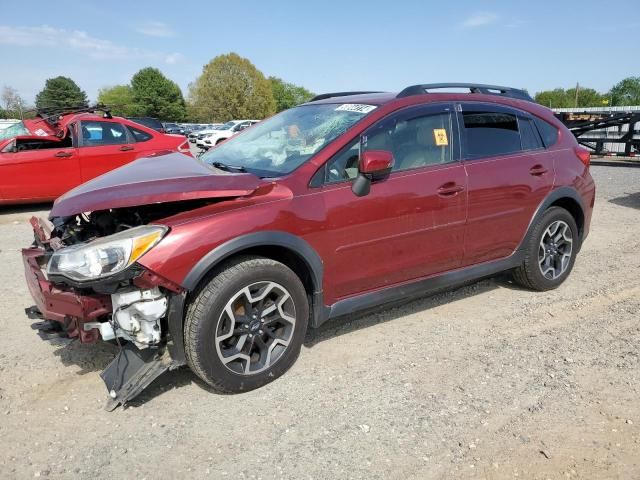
[25,200,213,409]
[50,199,212,246]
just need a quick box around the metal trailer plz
[554,106,640,157]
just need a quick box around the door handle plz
[437,182,465,197]
[120,145,134,151]
[54,151,72,158]
[529,165,548,176]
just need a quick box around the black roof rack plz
[36,104,113,127]
[309,91,384,102]
[396,83,534,102]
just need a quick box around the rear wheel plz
[512,206,578,291]
[184,256,309,393]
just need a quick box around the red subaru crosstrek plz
[22,84,595,408]
[1,108,191,205]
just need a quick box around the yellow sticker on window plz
[433,128,448,146]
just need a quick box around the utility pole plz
[574,81,580,108]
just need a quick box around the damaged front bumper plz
[22,230,186,409]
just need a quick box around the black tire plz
[512,206,579,291]
[184,256,309,393]
[215,138,226,145]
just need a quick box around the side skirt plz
[321,252,524,325]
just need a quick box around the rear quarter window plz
[128,126,153,142]
[533,117,559,148]
[519,117,544,151]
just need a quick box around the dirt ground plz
[0,164,638,479]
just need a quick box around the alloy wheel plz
[538,220,573,280]
[214,281,296,375]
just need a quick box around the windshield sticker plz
[335,104,377,114]
[34,128,49,137]
[433,128,448,146]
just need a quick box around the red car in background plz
[0,108,191,205]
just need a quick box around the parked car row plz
[196,119,260,149]
[122,118,262,144]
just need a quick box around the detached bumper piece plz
[101,343,175,411]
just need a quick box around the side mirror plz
[352,150,394,197]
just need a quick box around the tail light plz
[575,147,590,167]
[178,140,191,155]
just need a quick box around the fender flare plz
[182,231,323,292]
[166,231,325,364]
[518,186,586,252]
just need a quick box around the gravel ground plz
[0,165,639,479]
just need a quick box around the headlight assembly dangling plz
[47,225,167,282]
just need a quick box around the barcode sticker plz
[335,104,377,114]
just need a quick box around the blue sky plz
[2,0,639,104]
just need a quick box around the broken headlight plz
[47,225,167,282]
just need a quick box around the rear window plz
[128,126,153,142]
[462,112,521,157]
[533,117,559,148]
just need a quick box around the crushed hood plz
[50,152,264,218]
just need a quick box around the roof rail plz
[309,91,383,102]
[396,83,534,102]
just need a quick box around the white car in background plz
[190,124,223,143]
[199,120,260,148]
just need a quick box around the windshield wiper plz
[211,161,246,173]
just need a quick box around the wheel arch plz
[520,187,586,253]
[167,232,325,365]
[182,231,323,294]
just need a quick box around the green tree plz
[35,76,88,111]
[130,67,186,120]
[268,76,314,112]
[609,76,640,106]
[535,86,606,108]
[97,85,136,116]
[188,53,276,122]
[566,87,606,108]
[535,88,572,108]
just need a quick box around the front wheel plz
[184,256,309,393]
[512,206,579,291]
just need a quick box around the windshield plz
[200,103,376,176]
[0,121,30,140]
[218,121,236,131]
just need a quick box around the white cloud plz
[460,12,499,28]
[0,24,142,59]
[164,52,184,65]
[135,21,175,38]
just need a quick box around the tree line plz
[534,78,640,108]
[0,52,315,123]
[2,53,639,121]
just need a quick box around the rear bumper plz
[22,247,111,343]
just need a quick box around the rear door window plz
[80,121,129,146]
[462,111,521,158]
